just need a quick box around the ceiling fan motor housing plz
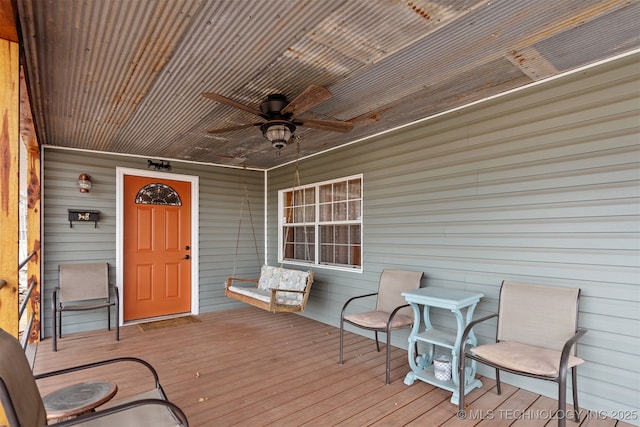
[261,94,290,117]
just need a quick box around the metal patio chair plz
[339,269,424,384]
[52,262,119,351]
[458,281,587,427]
[0,328,188,426]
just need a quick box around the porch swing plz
[225,144,314,313]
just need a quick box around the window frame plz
[278,174,363,272]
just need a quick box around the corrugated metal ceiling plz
[17,0,640,169]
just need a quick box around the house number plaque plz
[68,209,100,228]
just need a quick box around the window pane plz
[283,206,292,223]
[351,245,362,266]
[335,225,348,244]
[348,179,361,199]
[320,244,333,264]
[294,206,304,223]
[333,181,347,201]
[333,201,347,221]
[348,201,360,220]
[305,242,315,262]
[350,225,361,244]
[320,203,331,221]
[320,225,334,243]
[335,245,348,265]
[319,184,332,202]
[304,206,315,222]
[305,187,315,204]
[294,244,307,260]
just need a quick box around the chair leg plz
[58,309,63,338]
[385,330,392,384]
[571,367,579,422]
[375,331,380,352]
[458,351,466,413]
[115,288,120,341]
[107,306,111,331]
[495,368,501,395]
[52,306,57,352]
[115,306,120,342]
[558,373,567,427]
[339,316,345,364]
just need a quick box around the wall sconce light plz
[77,174,92,193]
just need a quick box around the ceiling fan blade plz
[281,85,332,116]
[207,122,262,134]
[202,92,263,117]
[297,118,353,133]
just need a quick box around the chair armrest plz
[53,398,189,426]
[385,303,411,333]
[558,329,588,374]
[340,292,378,318]
[34,357,162,390]
[225,277,259,289]
[459,313,498,358]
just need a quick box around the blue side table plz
[402,287,484,404]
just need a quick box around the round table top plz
[43,380,118,420]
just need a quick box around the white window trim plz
[278,173,363,272]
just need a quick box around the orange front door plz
[123,175,192,321]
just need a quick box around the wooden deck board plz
[33,307,628,426]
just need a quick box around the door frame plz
[116,167,199,325]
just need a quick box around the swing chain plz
[283,140,311,265]
[233,164,261,277]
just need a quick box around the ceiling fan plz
[203,85,353,149]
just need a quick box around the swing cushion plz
[257,265,310,305]
[257,265,281,290]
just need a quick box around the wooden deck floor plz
[34,307,631,427]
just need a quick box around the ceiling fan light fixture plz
[261,121,296,150]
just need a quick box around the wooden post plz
[21,65,42,343]
[0,37,19,427]
[0,39,19,337]
[1,3,22,422]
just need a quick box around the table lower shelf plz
[404,366,482,405]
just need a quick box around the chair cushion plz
[344,311,414,330]
[471,341,584,377]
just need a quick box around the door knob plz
[183,255,190,260]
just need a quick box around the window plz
[279,175,362,271]
[135,183,181,206]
